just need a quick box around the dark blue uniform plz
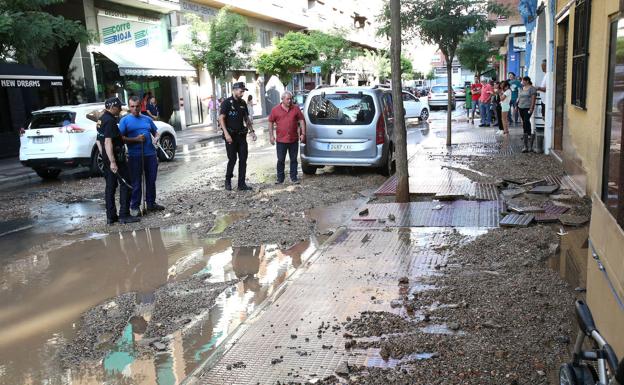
[220,96,250,189]
[97,110,132,222]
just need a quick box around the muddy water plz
[0,223,323,385]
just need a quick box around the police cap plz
[232,82,248,91]
[105,97,122,109]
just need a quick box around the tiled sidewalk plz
[193,123,506,385]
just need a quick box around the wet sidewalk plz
[194,122,519,384]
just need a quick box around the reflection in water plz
[0,223,320,385]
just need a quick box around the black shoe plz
[148,203,165,211]
[291,178,300,184]
[275,180,284,185]
[107,216,119,226]
[238,184,253,191]
[119,216,140,224]
[225,179,232,191]
[478,124,486,127]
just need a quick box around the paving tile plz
[499,213,534,227]
[199,228,458,385]
[529,185,559,194]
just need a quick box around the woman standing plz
[498,80,511,135]
[517,76,537,153]
[247,95,255,122]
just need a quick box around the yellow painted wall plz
[558,0,619,195]
[555,0,624,358]
[588,196,624,357]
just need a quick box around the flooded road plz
[0,222,325,385]
[0,118,434,385]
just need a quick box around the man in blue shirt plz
[120,96,165,215]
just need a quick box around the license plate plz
[328,143,352,151]
[33,136,52,144]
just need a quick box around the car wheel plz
[420,108,429,121]
[90,147,104,176]
[158,134,176,161]
[34,168,61,180]
[379,145,395,176]
[302,163,317,175]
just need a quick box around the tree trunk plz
[210,74,218,127]
[390,0,409,203]
[446,60,453,146]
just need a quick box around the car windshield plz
[29,112,75,129]
[431,86,449,93]
[308,93,376,125]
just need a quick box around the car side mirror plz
[415,98,420,102]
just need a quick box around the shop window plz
[602,17,624,228]
[571,0,591,108]
[260,30,272,48]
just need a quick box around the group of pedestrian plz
[466,68,541,153]
[97,96,165,226]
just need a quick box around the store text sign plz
[97,9,163,49]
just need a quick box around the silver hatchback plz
[301,87,395,176]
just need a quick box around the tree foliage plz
[457,30,496,76]
[308,30,358,82]
[0,0,90,63]
[400,56,414,80]
[254,32,318,86]
[380,0,507,145]
[177,9,255,78]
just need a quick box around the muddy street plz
[0,108,588,385]
[0,119,427,384]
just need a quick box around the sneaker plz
[106,216,119,226]
[238,184,253,191]
[291,178,300,184]
[225,179,232,191]
[119,216,140,224]
[275,180,284,185]
[130,208,141,217]
[148,203,165,211]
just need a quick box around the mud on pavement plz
[323,226,577,385]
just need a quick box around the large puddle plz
[0,196,365,385]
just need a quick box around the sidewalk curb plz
[182,226,349,385]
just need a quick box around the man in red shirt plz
[470,76,481,124]
[268,91,306,184]
[478,78,493,127]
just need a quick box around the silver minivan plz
[301,86,395,176]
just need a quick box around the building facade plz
[551,0,624,356]
[429,51,475,87]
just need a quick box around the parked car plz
[428,85,456,110]
[20,103,177,179]
[293,91,309,111]
[402,91,430,121]
[453,86,466,99]
[301,86,395,176]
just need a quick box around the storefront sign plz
[97,9,164,49]
[0,78,63,88]
[180,1,219,18]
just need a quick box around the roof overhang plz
[89,45,196,77]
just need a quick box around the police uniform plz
[97,97,138,225]
[220,83,252,190]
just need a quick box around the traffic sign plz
[311,66,321,74]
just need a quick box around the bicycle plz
[559,300,624,385]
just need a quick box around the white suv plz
[20,103,177,179]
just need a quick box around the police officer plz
[97,97,140,225]
[219,82,256,191]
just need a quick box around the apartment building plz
[171,0,386,124]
